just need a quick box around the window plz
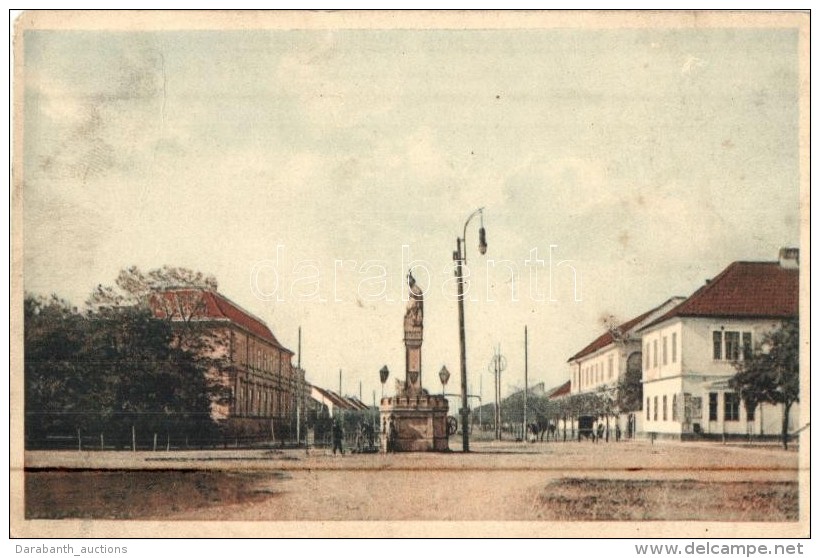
[672,332,678,363]
[662,337,668,365]
[645,344,650,369]
[724,392,740,421]
[725,332,740,361]
[672,394,679,421]
[708,392,718,421]
[653,340,658,368]
[713,331,722,360]
[662,395,668,421]
[653,396,658,421]
[646,397,651,421]
[608,355,614,379]
[742,332,753,361]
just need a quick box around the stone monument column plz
[379,270,448,452]
[404,271,424,393]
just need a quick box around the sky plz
[21,22,801,406]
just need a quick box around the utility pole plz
[489,344,506,441]
[495,345,499,440]
[497,344,502,440]
[297,326,302,446]
[479,374,483,431]
[524,325,528,441]
[339,368,342,396]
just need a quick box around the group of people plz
[587,422,622,443]
[329,420,381,455]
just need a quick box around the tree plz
[90,265,231,407]
[24,266,231,449]
[615,357,643,414]
[730,319,799,450]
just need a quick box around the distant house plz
[567,297,685,436]
[309,385,370,417]
[546,380,571,400]
[150,288,305,441]
[637,249,799,439]
[307,385,373,445]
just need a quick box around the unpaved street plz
[23,439,801,524]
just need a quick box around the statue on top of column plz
[403,270,424,392]
[405,271,423,332]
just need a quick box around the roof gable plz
[150,288,290,351]
[640,262,798,331]
[547,380,571,399]
[568,297,685,362]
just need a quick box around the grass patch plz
[535,478,798,521]
[25,469,287,519]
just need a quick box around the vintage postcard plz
[10,10,810,539]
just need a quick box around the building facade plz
[151,288,305,442]
[567,297,685,437]
[568,298,685,397]
[638,251,799,439]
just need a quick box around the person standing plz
[387,416,397,453]
[332,420,344,455]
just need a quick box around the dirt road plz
[23,439,800,524]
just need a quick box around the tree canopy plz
[25,266,229,449]
[730,319,799,449]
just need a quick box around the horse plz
[528,420,557,442]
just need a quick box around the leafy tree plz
[730,319,799,450]
[24,267,231,449]
[615,359,643,414]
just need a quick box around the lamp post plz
[454,207,487,452]
[439,365,450,396]
[379,365,390,401]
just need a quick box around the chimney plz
[778,247,799,269]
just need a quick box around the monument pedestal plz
[380,393,449,452]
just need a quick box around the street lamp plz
[439,365,450,396]
[379,365,390,401]
[454,207,488,452]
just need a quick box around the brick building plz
[150,288,305,442]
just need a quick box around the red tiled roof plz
[567,307,657,362]
[641,262,799,330]
[547,380,571,399]
[150,289,291,352]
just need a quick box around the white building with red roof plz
[568,297,686,397]
[567,297,685,438]
[150,288,305,442]
[637,249,799,439]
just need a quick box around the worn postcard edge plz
[8,9,811,538]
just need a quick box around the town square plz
[11,11,808,539]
